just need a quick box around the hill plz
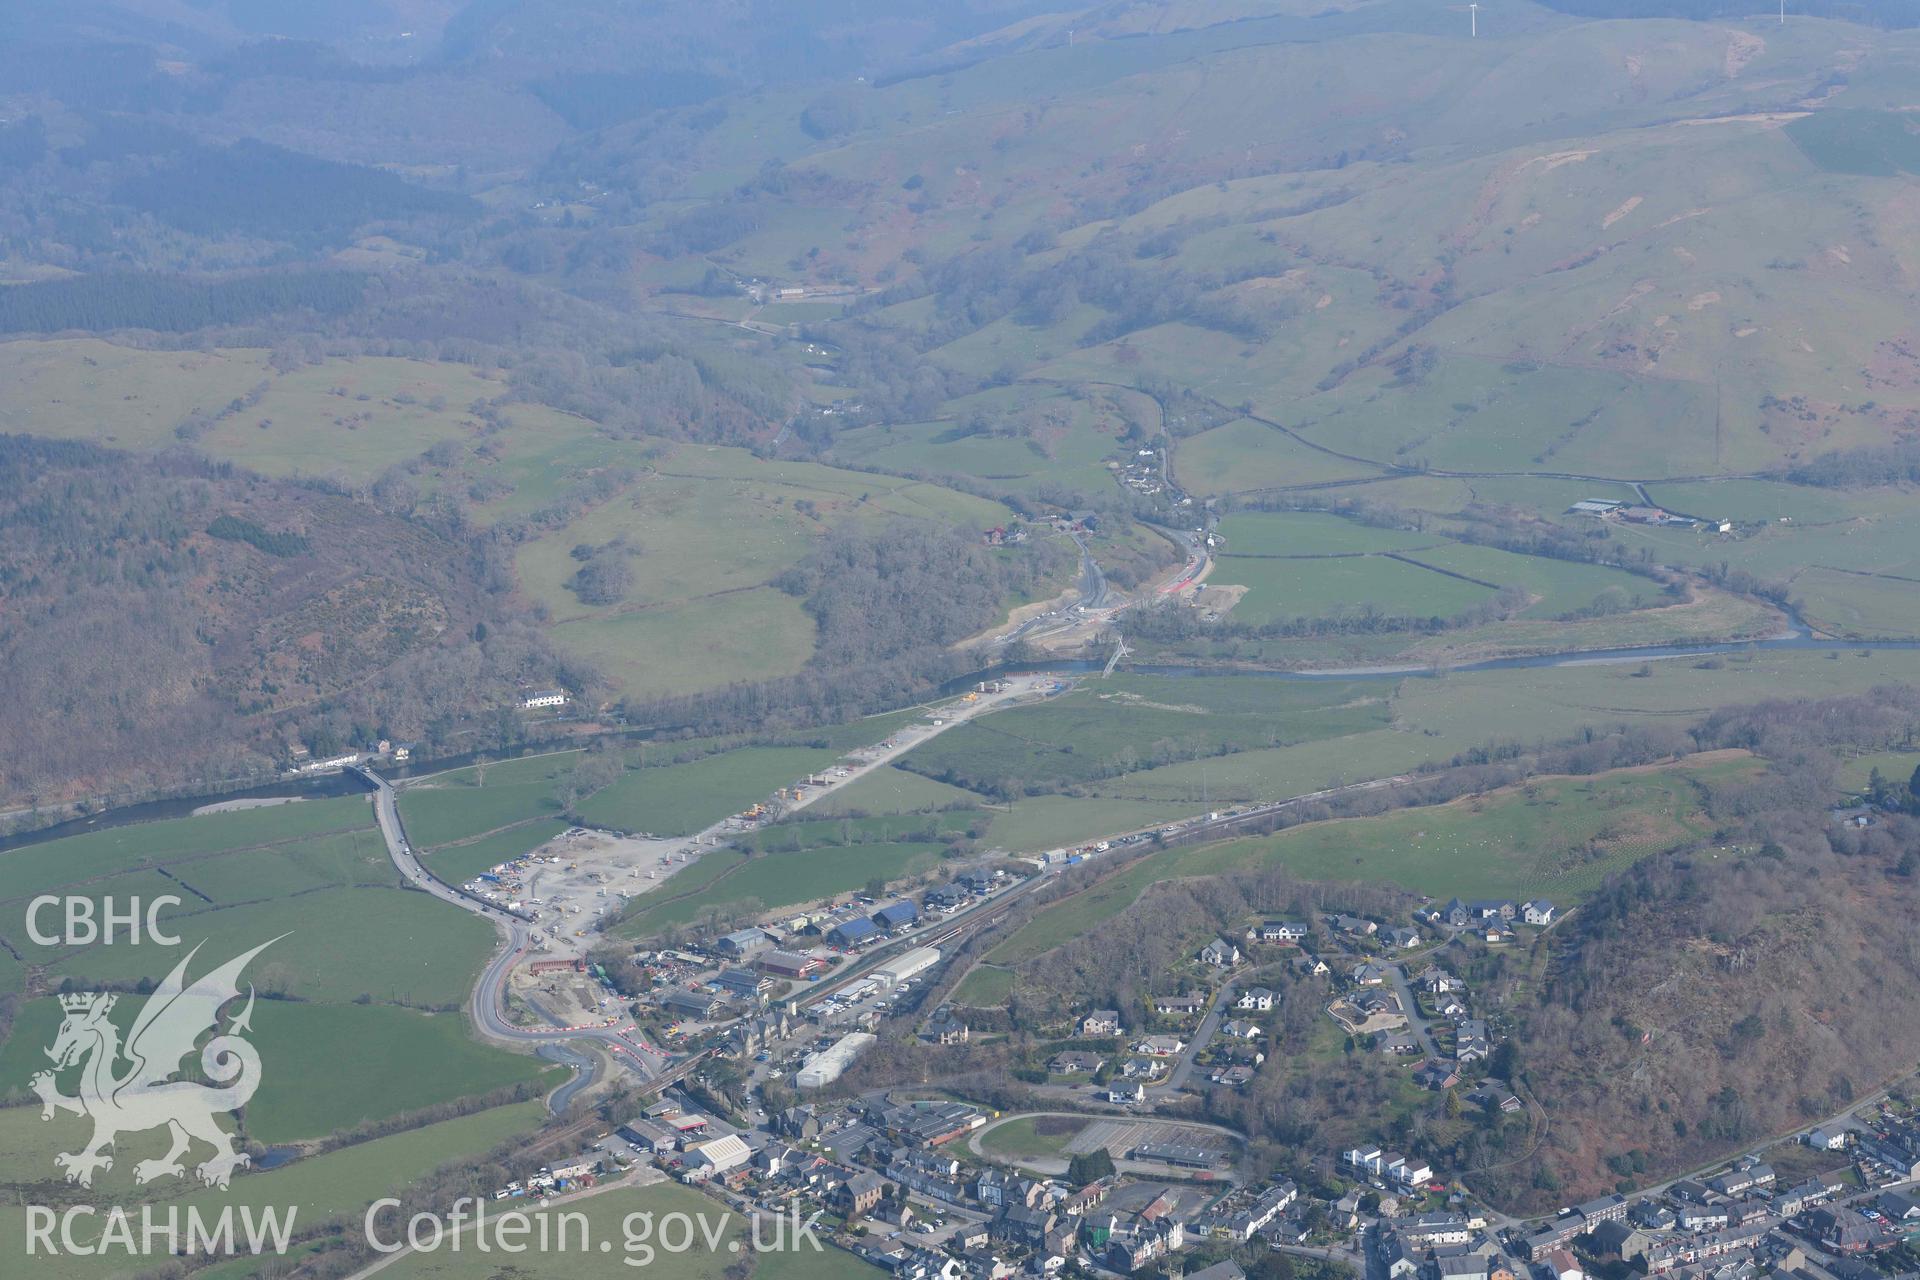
[0,436,580,809]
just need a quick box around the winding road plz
[354,766,673,1102]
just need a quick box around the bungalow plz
[1414,1060,1460,1091]
[1049,1050,1104,1075]
[1135,1033,1187,1056]
[1156,992,1208,1017]
[1251,920,1309,944]
[1384,926,1423,950]
[1294,954,1331,977]
[1237,987,1277,1012]
[1377,1031,1421,1056]
[1329,913,1377,937]
[1081,1009,1123,1036]
[1199,938,1242,967]
[1350,962,1391,986]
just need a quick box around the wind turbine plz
[1469,2,1479,37]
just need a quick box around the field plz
[949,964,1014,1006]
[577,746,846,835]
[824,383,1140,498]
[510,439,1027,701]
[990,753,1759,963]
[615,840,946,939]
[977,1114,1084,1161]
[376,1179,883,1280]
[0,802,542,1164]
[895,675,1392,795]
[0,1101,548,1280]
[1176,751,1759,900]
[1203,510,1658,626]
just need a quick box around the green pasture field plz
[826,384,1129,496]
[398,777,565,849]
[376,1179,883,1280]
[615,841,945,939]
[577,746,846,836]
[0,795,374,901]
[804,765,986,815]
[1171,751,1759,901]
[1174,418,1380,496]
[894,676,1391,793]
[0,337,272,449]
[992,754,1755,962]
[0,997,545,1145]
[0,1100,547,1280]
[0,339,519,485]
[1213,511,1435,556]
[950,964,1015,1006]
[193,356,503,484]
[1394,543,1657,618]
[503,437,1030,701]
[1209,552,1493,623]
[1838,750,1920,796]
[427,819,572,884]
[979,796,1205,853]
[1788,568,1920,638]
[553,587,819,702]
[739,811,979,853]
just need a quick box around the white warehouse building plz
[795,1032,875,1089]
[872,947,941,987]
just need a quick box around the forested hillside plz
[0,436,585,806]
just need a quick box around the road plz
[355,766,672,1094]
[1383,963,1440,1059]
[349,677,1062,1108]
[1156,981,1233,1098]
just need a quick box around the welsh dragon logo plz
[30,939,279,1190]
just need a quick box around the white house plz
[1199,938,1241,968]
[521,688,570,710]
[1521,900,1556,926]
[1237,987,1276,1012]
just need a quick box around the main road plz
[354,766,672,1088]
